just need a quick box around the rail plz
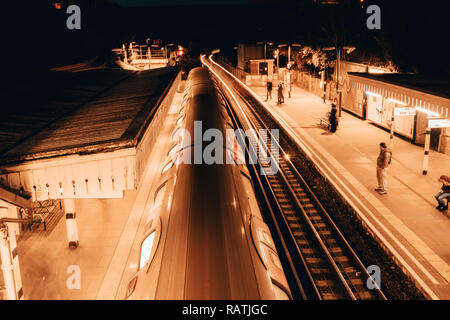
[203,54,387,300]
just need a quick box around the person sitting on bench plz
[329,104,338,133]
[435,175,450,211]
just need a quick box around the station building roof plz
[348,72,450,100]
[0,67,176,166]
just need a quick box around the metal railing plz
[216,56,249,81]
[130,45,168,61]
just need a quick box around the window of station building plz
[139,231,156,270]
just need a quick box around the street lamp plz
[288,43,300,66]
[323,45,355,117]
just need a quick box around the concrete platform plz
[248,83,450,299]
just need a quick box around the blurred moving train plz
[125,67,291,299]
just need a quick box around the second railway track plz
[205,56,387,300]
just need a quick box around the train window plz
[259,243,268,265]
[154,181,167,207]
[272,283,290,300]
[177,114,185,126]
[240,173,260,216]
[168,144,180,157]
[162,161,173,175]
[258,228,273,247]
[269,250,283,270]
[139,231,156,269]
[125,276,138,299]
[171,126,181,142]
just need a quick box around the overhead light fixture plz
[365,91,381,97]
[388,98,407,106]
[415,107,441,118]
[368,68,385,74]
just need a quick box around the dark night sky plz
[0,0,448,73]
[113,0,247,5]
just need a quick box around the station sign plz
[428,118,450,128]
[394,107,416,116]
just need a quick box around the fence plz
[293,71,338,102]
[216,57,249,81]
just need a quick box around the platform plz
[247,82,450,299]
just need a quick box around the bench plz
[20,200,60,231]
[319,112,331,130]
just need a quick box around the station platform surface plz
[248,82,450,299]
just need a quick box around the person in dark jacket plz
[435,175,450,211]
[266,79,272,101]
[277,82,284,105]
[329,104,338,133]
[375,142,392,195]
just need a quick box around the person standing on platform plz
[375,142,392,195]
[266,78,272,101]
[435,175,450,211]
[286,71,292,98]
[277,82,284,105]
[329,104,338,133]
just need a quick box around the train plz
[125,67,291,300]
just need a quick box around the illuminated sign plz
[394,107,416,116]
[428,119,450,128]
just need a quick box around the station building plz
[236,43,275,81]
[0,67,180,299]
[345,73,450,155]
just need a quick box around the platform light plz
[365,91,381,97]
[415,107,441,118]
[388,98,407,106]
[368,68,386,74]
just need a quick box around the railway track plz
[204,56,387,300]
